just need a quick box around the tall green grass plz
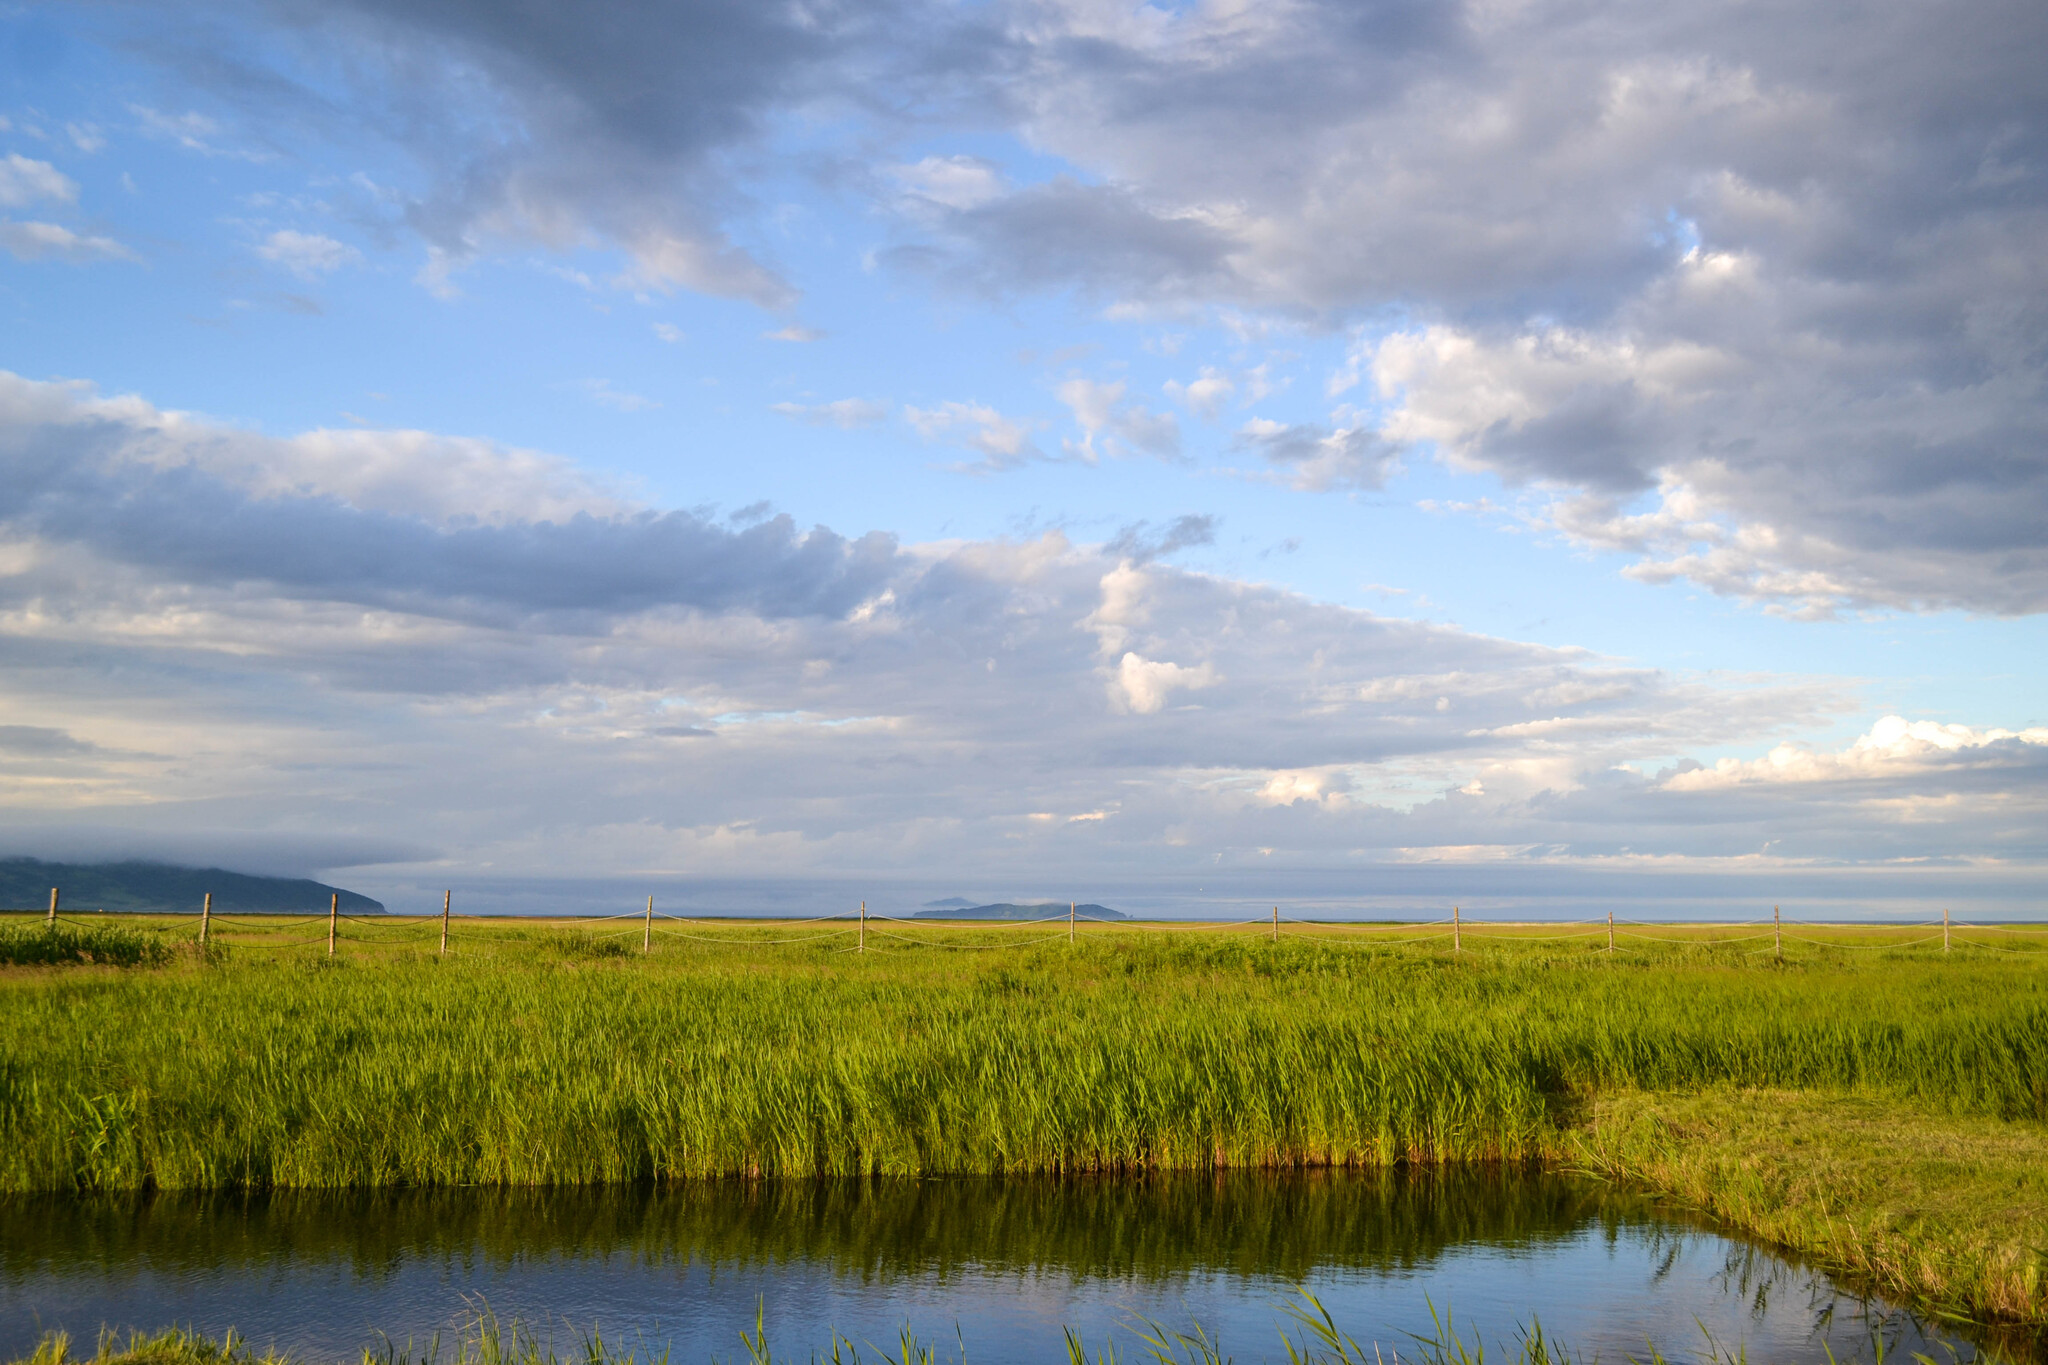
[1,923,2043,1192]
[0,922,172,968]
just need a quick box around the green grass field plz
[3,910,2046,1331]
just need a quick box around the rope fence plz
[6,889,2045,961]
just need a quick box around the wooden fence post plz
[440,890,450,956]
[1453,905,1461,954]
[1943,907,1950,953]
[328,892,338,957]
[859,900,866,954]
[200,892,211,947]
[1272,905,1279,943]
[1070,900,1076,946]
[645,896,654,954]
[47,886,57,926]
[1607,910,1614,953]
[1773,905,1782,964]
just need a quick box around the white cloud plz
[1112,651,1219,714]
[0,372,627,525]
[1367,325,1737,479]
[607,230,793,309]
[1057,378,1180,461]
[0,221,137,263]
[66,123,106,154]
[0,154,77,208]
[1163,367,1234,420]
[1234,414,1398,491]
[539,262,596,290]
[1255,770,1333,805]
[129,105,256,159]
[1666,717,2048,791]
[255,229,362,278]
[415,246,463,300]
[763,325,823,342]
[771,398,888,429]
[574,379,660,412]
[904,400,1041,470]
[890,155,1005,211]
[652,323,684,343]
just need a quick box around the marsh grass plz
[0,1297,1692,1365]
[3,913,2046,1326]
[20,1328,289,1365]
[1575,1088,2048,1338]
[16,1290,1983,1365]
[2,916,2044,1192]
[0,922,172,969]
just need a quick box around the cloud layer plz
[9,0,2045,908]
[2,372,2038,908]
[119,0,2048,616]
[960,1,2048,615]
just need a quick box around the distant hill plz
[0,858,384,914]
[914,901,1126,921]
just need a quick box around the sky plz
[1,0,2044,918]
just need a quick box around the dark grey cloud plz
[106,0,2048,611]
[0,824,436,876]
[0,392,901,627]
[0,725,98,756]
[1233,419,1400,492]
[883,178,1237,303]
[949,0,2048,613]
[125,0,921,302]
[979,0,2048,315]
[1107,513,1215,564]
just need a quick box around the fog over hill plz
[0,859,384,915]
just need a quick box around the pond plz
[0,1170,2009,1364]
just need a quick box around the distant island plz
[0,858,385,914]
[914,901,1127,921]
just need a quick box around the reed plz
[3,1293,1740,1365]
[2,915,2045,1325]
[0,922,172,968]
[1,920,2042,1191]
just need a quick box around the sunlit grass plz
[0,921,173,968]
[3,911,2045,1190]
[2,910,2045,1326]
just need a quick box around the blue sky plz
[2,0,2044,916]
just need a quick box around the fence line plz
[653,924,858,945]
[8,899,2046,962]
[1614,929,1776,945]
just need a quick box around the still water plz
[0,1171,2008,1364]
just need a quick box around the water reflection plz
[0,1170,2012,1364]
